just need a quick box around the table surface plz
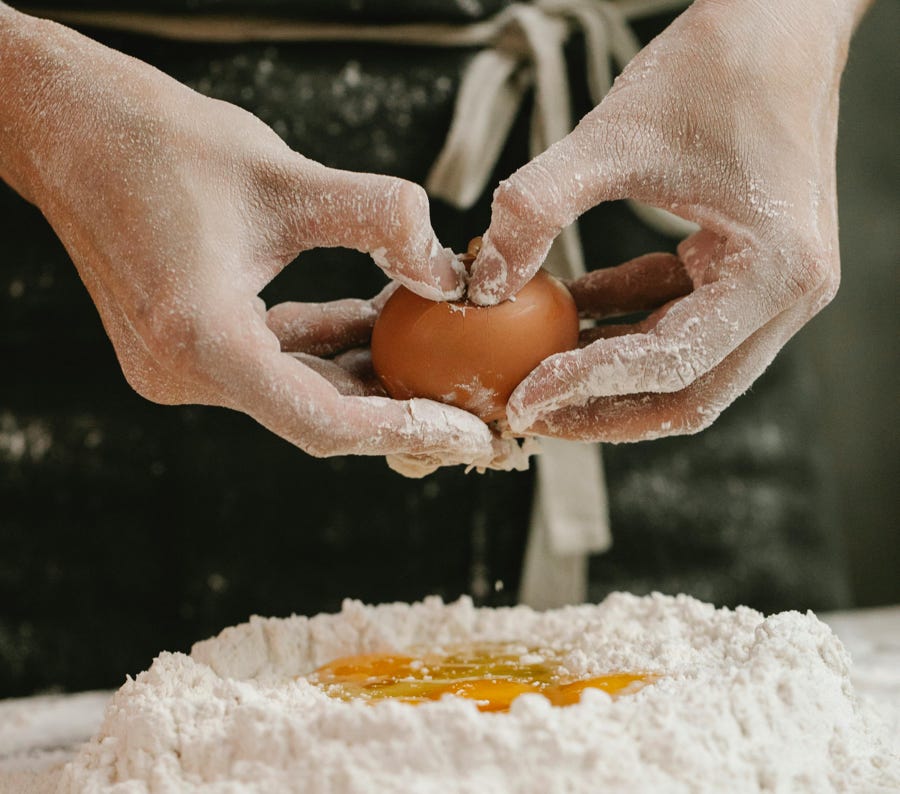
[2,606,899,793]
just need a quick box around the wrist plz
[693,0,872,39]
[685,0,871,87]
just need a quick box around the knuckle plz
[663,359,698,392]
[302,406,360,459]
[271,157,333,248]
[377,179,432,266]
[643,402,720,442]
[780,246,836,302]
[492,171,562,235]
[644,345,702,393]
[680,406,719,436]
[492,168,565,237]
[806,264,840,316]
[301,437,332,459]
[393,179,430,219]
[383,179,429,236]
[247,152,311,235]
[820,263,841,303]
[250,150,294,202]
[492,177,534,221]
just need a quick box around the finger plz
[289,352,380,398]
[513,263,837,442]
[386,430,532,479]
[507,244,826,430]
[468,117,641,305]
[185,301,496,460]
[370,280,400,312]
[203,317,496,460]
[506,279,753,429]
[264,283,395,355]
[568,253,693,319]
[520,302,811,443]
[333,348,386,396]
[578,318,653,343]
[265,282,398,356]
[266,297,378,356]
[293,160,465,300]
[677,229,727,287]
[386,454,443,479]
[577,297,682,344]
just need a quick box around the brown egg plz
[371,249,579,423]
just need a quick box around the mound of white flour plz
[59,593,898,793]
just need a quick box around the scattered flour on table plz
[59,593,899,793]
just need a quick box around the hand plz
[266,285,532,476]
[0,9,509,468]
[468,0,864,442]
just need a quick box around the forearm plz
[0,5,70,202]
[0,5,180,211]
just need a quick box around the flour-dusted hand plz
[468,0,870,442]
[0,5,514,468]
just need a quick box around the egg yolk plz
[305,643,655,712]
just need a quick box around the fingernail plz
[368,242,443,302]
[506,402,539,435]
[407,398,493,454]
[426,237,465,300]
[507,380,552,434]
[467,240,508,306]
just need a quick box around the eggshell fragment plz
[371,270,579,423]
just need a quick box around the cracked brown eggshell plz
[371,270,579,423]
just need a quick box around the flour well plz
[59,593,899,793]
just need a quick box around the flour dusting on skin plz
[384,394,539,478]
[59,594,899,793]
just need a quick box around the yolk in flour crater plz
[304,642,656,712]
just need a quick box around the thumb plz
[468,117,636,306]
[295,161,465,300]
